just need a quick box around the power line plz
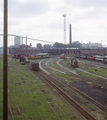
[0,34,54,43]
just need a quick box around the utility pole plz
[3,0,8,120]
[62,14,67,44]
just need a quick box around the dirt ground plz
[66,62,107,108]
[72,81,107,107]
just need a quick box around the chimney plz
[69,24,72,47]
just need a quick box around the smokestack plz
[26,36,27,45]
[69,24,72,47]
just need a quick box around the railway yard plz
[0,55,107,120]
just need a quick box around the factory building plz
[14,36,22,45]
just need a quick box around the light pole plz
[62,14,67,44]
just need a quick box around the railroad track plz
[75,58,107,69]
[12,63,24,120]
[36,77,71,120]
[57,58,107,80]
[36,70,96,120]
[41,58,107,114]
[17,66,34,120]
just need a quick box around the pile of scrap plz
[12,49,34,58]
[19,55,30,65]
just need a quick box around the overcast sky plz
[0,0,107,46]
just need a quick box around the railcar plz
[35,53,50,59]
[31,62,39,71]
[76,54,107,63]
[71,58,78,68]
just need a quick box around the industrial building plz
[14,36,22,45]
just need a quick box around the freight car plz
[31,62,39,71]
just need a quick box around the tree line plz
[38,41,81,49]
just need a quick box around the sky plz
[0,0,107,47]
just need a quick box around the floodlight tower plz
[62,14,67,44]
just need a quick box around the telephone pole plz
[3,0,8,119]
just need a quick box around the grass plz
[49,60,67,72]
[1,57,107,119]
[50,61,59,69]
[78,63,107,78]
[60,58,107,79]
[60,58,70,66]
[77,70,98,80]
[0,58,83,120]
[0,59,3,71]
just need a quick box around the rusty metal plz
[31,62,39,71]
[3,0,8,120]
[37,71,96,120]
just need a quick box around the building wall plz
[14,36,22,45]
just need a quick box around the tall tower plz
[62,14,67,44]
[69,24,72,48]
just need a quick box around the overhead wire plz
[0,34,54,43]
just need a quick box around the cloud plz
[63,0,107,8]
[1,0,107,46]
[8,0,51,17]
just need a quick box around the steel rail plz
[31,72,61,120]
[50,58,107,113]
[36,71,96,120]
[11,61,24,120]
[20,67,44,120]
[36,77,71,120]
